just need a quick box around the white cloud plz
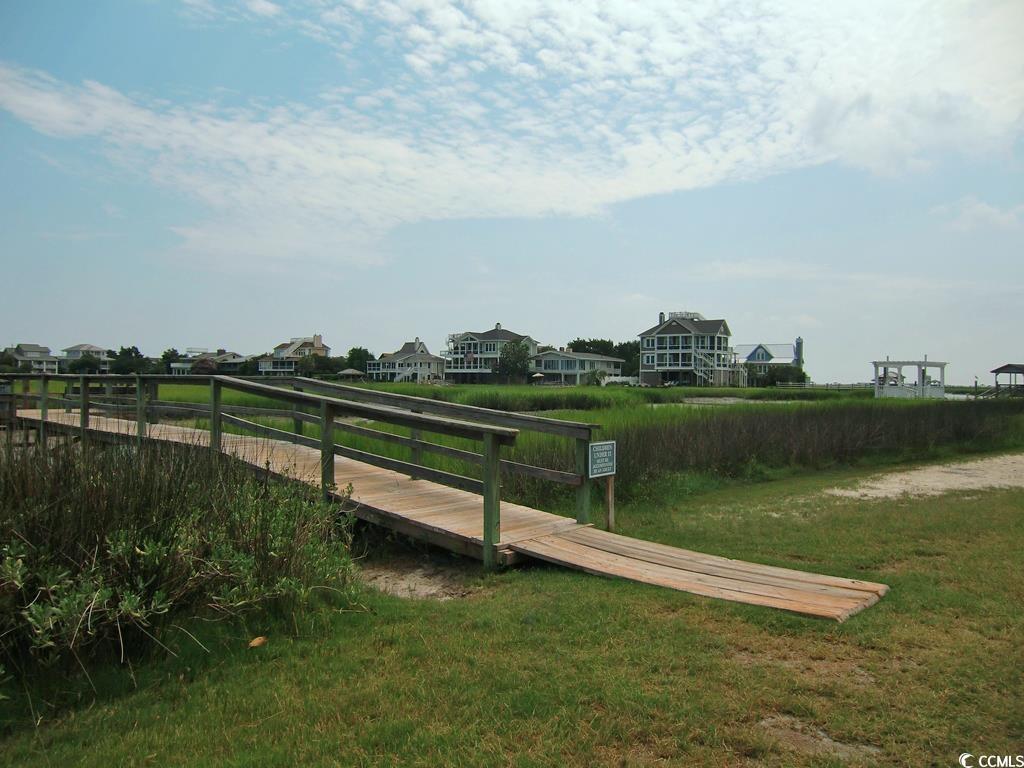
[932,197,1024,231]
[3,1,1023,269]
[244,0,281,18]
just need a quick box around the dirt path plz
[826,452,1024,499]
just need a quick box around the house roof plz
[274,337,330,358]
[338,368,365,376]
[532,350,625,363]
[63,343,106,353]
[639,317,731,337]
[734,343,796,362]
[14,343,51,354]
[453,324,531,343]
[991,363,1024,375]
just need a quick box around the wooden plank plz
[559,528,889,596]
[511,536,869,621]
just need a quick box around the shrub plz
[0,441,355,674]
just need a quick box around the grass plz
[1,458,1021,765]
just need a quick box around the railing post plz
[575,436,591,525]
[410,409,422,469]
[148,382,160,424]
[135,374,146,443]
[292,383,304,440]
[39,374,48,447]
[482,432,501,569]
[79,374,90,443]
[320,402,335,500]
[209,378,222,452]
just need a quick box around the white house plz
[366,338,446,382]
[170,349,253,376]
[638,312,744,386]
[61,344,111,373]
[3,343,60,374]
[258,335,330,376]
[530,349,624,385]
[444,323,539,382]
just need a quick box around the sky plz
[0,0,1021,384]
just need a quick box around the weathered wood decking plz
[16,409,888,621]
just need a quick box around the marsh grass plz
[0,440,357,680]
[204,398,1024,510]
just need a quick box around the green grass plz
[2,458,1021,765]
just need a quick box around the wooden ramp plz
[16,409,887,621]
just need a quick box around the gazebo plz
[991,364,1024,396]
[338,368,365,381]
[871,357,947,399]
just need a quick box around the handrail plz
[289,376,597,440]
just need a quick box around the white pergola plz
[872,357,947,399]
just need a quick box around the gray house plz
[367,338,446,382]
[444,323,539,383]
[639,312,744,386]
[3,343,60,374]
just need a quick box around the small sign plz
[588,440,616,478]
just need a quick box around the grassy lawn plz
[3,459,1021,766]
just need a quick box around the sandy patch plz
[757,715,881,761]
[359,557,477,601]
[825,453,1024,500]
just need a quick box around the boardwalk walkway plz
[16,409,888,621]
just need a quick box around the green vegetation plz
[2,460,1021,765]
[0,441,356,682]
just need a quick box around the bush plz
[0,441,355,674]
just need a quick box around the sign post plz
[588,440,617,532]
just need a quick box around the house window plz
[643,354,654,366]
[642,337,655,349]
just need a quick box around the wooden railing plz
[3,373,602,567]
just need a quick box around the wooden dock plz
[15,407,887,621]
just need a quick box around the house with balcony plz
[61,344,111,373]
[444,323,539,383]
[3,343,60,374]
[638,311,744,386]
[257,334,330,376]
[530,349,624,385]
[170,349,253,376]
[366,338,445,383]
[734,338,804,377]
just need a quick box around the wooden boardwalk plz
[16,409,888,621]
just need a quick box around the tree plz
[161,348,181,374]
[345,347,373,373]
[496,340,530,383]
[296,355,318,376]
[0,351,17,373]
[613,341,640,377]
[190,357,217,375]
[68,353,102,374]
[567,338,616,357]
[239,357,261,376]
[108,346,151,375]
[765,364,808,386]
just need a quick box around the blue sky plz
[1,0,1021,383]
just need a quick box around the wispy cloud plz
[931,197,1024,231]
[3,1,1022,270]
